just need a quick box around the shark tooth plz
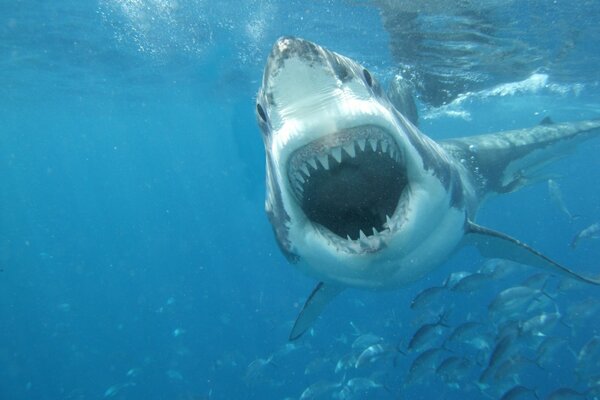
[317,154,330,170]
[343,142,356,158]
[330,147,342,163]
[369,138,378,152]
[372,227,379,236]
[357,139,366,151]
[381,141,389,153]
[300,163,310,177]
[295,172,305,184]
[359,229,367,241]
[385,214,393,229]
[307,158,318,170]
[389,147,395,159]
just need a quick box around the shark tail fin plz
[465,220,600,286]
[289,282,344,341]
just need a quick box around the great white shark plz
[254,37,600,340]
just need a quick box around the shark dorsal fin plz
[440,119,600,196]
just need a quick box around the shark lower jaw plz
[286,124,410,253]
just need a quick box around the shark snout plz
[268,36,324,67]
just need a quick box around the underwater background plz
[1,1,600,399]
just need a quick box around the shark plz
[254,37,600,340]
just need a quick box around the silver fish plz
[571,222,600,248]
[576,335,600,380]
[451,271,493,292]
[436,356,472,384]
[446,321,492,351]
[410,285,447,310]
[346,377,383,391]
[546,387,588,400]
[351,333,383,350]
[405,347,446,386]
[489,286,551,321]
[408,317,449,352]
[355,343,400,368]
[499,385,538,400]
[548,179,575,221]
[299,380,341,400]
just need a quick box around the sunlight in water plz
[98,0,213,57]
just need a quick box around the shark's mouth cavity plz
[288,125,407,242]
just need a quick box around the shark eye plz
[256,103,268,123]
[363,68,373,87]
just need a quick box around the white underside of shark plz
[255,37,600,340]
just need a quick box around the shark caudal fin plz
[289,283,344,341]
[441,119,600,197]
[465,220,600,286]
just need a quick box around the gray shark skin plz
[255,37,600,340]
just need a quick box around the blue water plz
[1,2,599,399]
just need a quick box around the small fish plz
[571,222,600,248]
[103,383,134,398]
[487,334,518,370]
[355,343,401,368]
[519,308,562,338]
[576,336,600,380]
[346,377,383,391]
[451,272,493,292]
[405,347,446,386]
[104,385,120,398]
[564,298,600,328]
[489,286,551,321]
[304,357,330,375]
[499,385,538,400]
[446,321,492,351]
[244,355,275,383]
[436,356,472,384]
[166,369,183,381]
[478,259,517,280]
[547,179,576,221]
[494,355,541,382]
[408,315,449,353]
[351,333,383,350]
[126,368,142,378]
[275,342,301,357]
[335,353,357,374]
[546,387,588,400]
[536,336,569,368]
[299,380,341,400]
[443,271,472,288]
[521,273,550,290]
[410,285,446,310]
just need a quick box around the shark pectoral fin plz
[465,220,600,286]
[289,282,344,341]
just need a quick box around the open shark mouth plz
[287,125,408,244]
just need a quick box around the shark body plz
[255,37,600,340]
